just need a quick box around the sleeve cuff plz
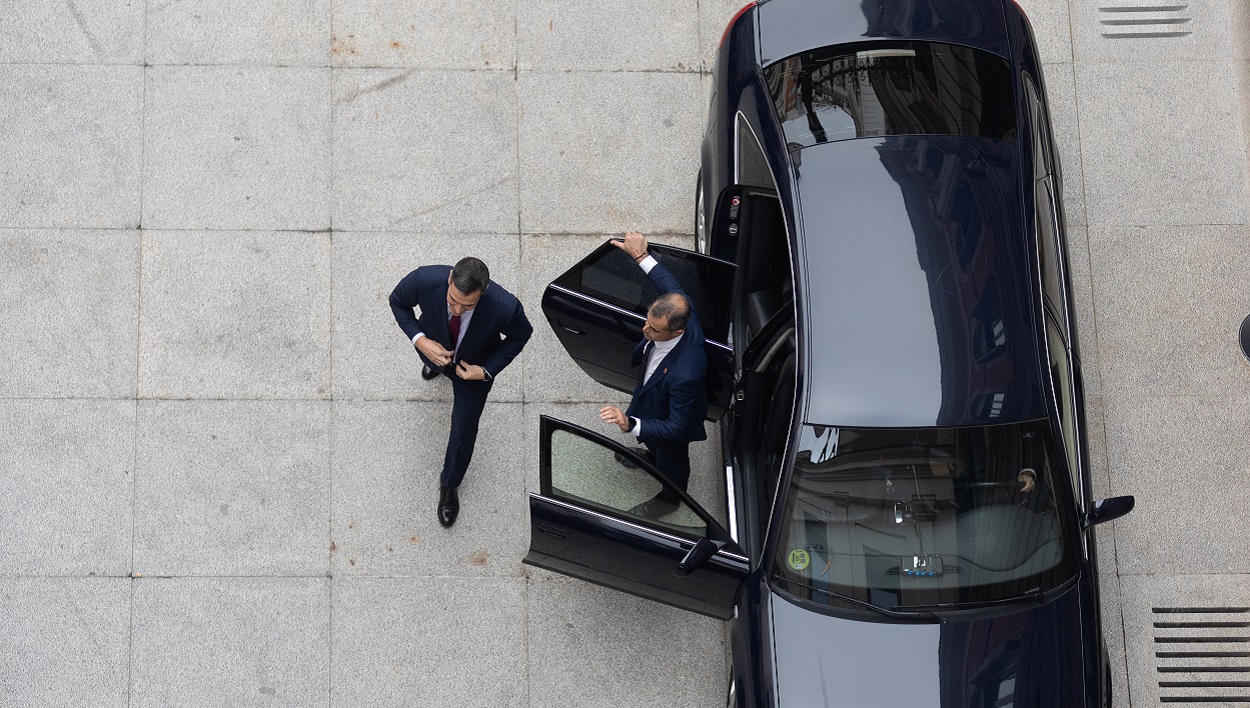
[639,255,658,274]
[631,417,642,439]
[412,332,425,345]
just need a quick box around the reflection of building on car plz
[525,0,1136,705]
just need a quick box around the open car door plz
[541,240,736,420]
[524,416,748,619]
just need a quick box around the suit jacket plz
[626,259,709,444]
[389,265,533,379]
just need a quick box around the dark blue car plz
[528,0,1135,705]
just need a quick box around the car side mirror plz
[1083,495,1135,529]
[676,537,723,577]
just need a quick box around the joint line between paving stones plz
[126,3,151,703]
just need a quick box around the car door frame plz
[525,415,750,619]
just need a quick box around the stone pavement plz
[1,1,1247,706]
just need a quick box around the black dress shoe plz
[438,485,460,527]
[628,494,679,520]
[614,447,654,469]
[421,364,440,381]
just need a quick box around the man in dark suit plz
[599,232,709,519]
[389,257,532,528]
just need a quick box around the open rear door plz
[540,241,736,419]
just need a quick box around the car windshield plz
[770,421,1075,615]
[764,40,1016,148]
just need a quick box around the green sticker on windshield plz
[788,548,810,571]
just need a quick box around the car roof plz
[756,0,1013,66]
[793,134,1049,428]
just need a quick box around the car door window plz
[737,115,775,189]
[1044,312,1081,504]
[1024,73,1051,181]
[1034,175,1066,324]
[550,427,708,534]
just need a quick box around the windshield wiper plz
[776,576,943,623]
[892,587,1046,612]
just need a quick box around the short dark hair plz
[450,257,490,295]
[649,292,690,332]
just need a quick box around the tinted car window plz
[771,421,1075,615]
[1035,176,1066,317]
[737,117,775,189]
[1045,312,1081,501]
[764,41,1016,149]
[554,245,735,344]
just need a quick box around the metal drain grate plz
[1154,607,1250,703]
[1099,4,1194,39]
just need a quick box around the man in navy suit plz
[390,257,532,528]
[599,232,709,519]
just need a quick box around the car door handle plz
[535,524,568,540]
[556,318,587,335]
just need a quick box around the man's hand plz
[455,361,488,381]
[416,336,453,366]
[599,405,631,433]
[611,231,649,262]
[1018,468,1037,493]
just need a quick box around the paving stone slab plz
[0,577,130,708]
[331,576,526,707]
[0,0,144,64]
[1089,225,1250,396]
[1075,61,1250,226]
[0,65,143,229]
[518,0,699,72]
[0,400,134,576]
[1043,63,1088,228]
[332,68,517,233]
[0,228,139,398]
[147,0,330,66]
[1104,394,1250,576]
[131,577,330,707]
[332,231,523,402]
[527,576,727,708]
[331,401,529,577]
[143,66,332,231]
[518,71,703,234]
[134,400,331,576]
[699,0,753,71]
[138,229,332,399]
[331,0,515,69]
[1015,0,1075,65]
[1120,574,1250,707]
[1071,0,1238,64]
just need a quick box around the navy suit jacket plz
[389,266,532,379]
[627,260,709,444]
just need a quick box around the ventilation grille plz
[1154,607,1250,704]
[1099,4,1194,39]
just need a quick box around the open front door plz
[540,240,736,420]
[524,416,748,619]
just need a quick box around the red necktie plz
[448,314,461,352]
